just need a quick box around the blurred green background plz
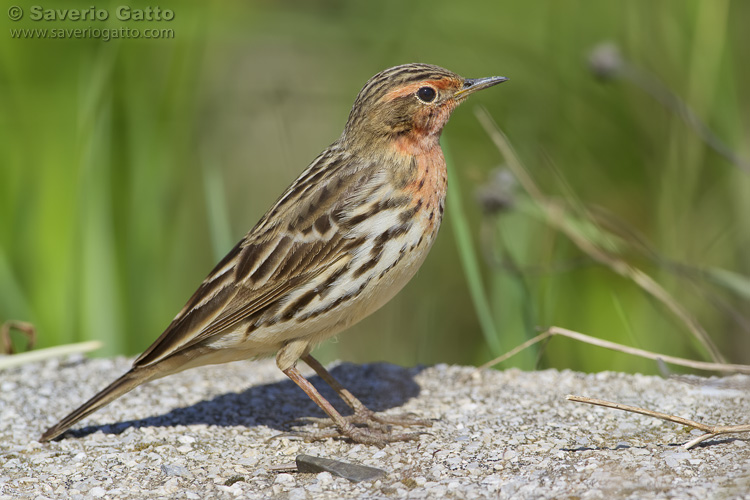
[2,0,748,373]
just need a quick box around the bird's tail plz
[40,367,154,442]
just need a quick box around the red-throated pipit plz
[41,63,506,446]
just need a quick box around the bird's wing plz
[134,147,381,368]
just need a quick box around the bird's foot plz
[359,409,434,428]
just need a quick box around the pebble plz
[88,487,106,498]
[161,464,191,477]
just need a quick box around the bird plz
[40,63,507,446]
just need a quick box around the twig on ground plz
[0,341,103,370]
[566,394,750,449]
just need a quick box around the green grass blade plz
[443,140,502,357]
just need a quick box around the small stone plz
[161,464,191,477]
[316,472,334,485]
[274,473,295,486]
[289,488,307,500]
[296,454,386,483]
[88,487,106,498]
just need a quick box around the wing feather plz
[134,150,381,368]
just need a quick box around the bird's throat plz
[386,140,448,235]
[391,128,442,157]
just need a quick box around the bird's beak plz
[454,76,508,99]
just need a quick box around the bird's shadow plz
[63,362,427,440]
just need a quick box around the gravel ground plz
[1,356,749,499]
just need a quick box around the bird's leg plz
[300,354,432,429]
[282,364,423,446]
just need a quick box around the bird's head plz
[342,63,507,155]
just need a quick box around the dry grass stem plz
[477,326,750,375]
[0,341,103,370]
[475,106,726,364]
[566,394,750,449]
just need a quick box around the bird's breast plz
[227,146,449,352]
[405,146,447,233]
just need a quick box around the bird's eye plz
[416,86,437,103]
